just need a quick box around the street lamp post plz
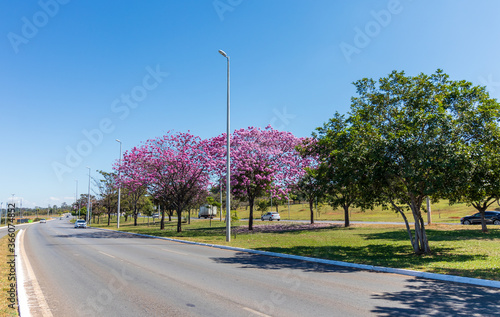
[116,139,122,229]
[11,194,15,218]
[75,180,79,218]
[219,49,231,242]
[87,167,91,226]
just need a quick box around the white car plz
[74,219,87,228]
[261,212,280,221]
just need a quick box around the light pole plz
[219,49,231,242]
[116,139,122,229]
[75,180,79,218]
[87,167,91,226]
[219,176,222,222]
[11,194,15,218]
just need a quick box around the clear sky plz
[2,0,500,208]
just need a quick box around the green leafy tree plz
[255,199,270,214]
[445,81,500,233]
[93,170,118,226]
[311,113,374,227]
[343,69,493,254]
[295,168,324,224]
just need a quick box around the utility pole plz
[87,167,91,226]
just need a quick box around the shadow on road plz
[52,229,154,240]
[371,278,500,316]
[212,252,500,316]
[211,251,356,274]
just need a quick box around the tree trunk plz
[410,204,431,255]
[176,210,182,233]
[160,208,165,230]
[133,201,138,226]
[309,199,314,224]
[343,204,350,227]
[480,211,489,233]
[248,197,255,230]
[107,211,111,226]
[398,209,415,248]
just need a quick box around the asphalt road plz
[0,221,35,238]
[21,218,500,317]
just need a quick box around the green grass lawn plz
[94,217,500,281]
[233,200,479,223]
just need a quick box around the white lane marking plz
[18,229,54,317]
[242,307,272,317]
[161,248,188,256]
[16,229,30,317]
[98,251,116,258]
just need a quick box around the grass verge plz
[0,233,19,316]
[95,219,500,281]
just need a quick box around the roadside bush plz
[231,210,240,221]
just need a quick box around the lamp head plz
[218,50,228,58]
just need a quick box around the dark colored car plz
[461,211,500,225]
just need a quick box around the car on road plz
[40,219,46,223]
[74,219,87,228]
[261,212,280,221]
[461,211,500,225]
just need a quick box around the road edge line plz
[95,227,500,289]
[17,227,53,317]
[16,229,30,317]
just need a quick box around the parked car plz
[152,213,159,219]
[461,211,500,225]
[40,219,46,223]
[261,212,280,221]
[74,219,87,228]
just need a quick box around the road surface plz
[20,218,500,316]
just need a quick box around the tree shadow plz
[252,244,484,268]
[363,228,500,242]
[372,278,500,316]
[233,223,342,235]
[52,230,155,240]
[211,251,500,316]
[211,251,355,274]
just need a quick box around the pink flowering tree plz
[211,126,311,230]
[295,138,321,224]
[141,132,214,233]
[114,146,151,226]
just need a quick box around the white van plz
[199,204,217,219]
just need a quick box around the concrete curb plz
[95,227,500,289]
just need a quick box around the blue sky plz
[2,0,500,208]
